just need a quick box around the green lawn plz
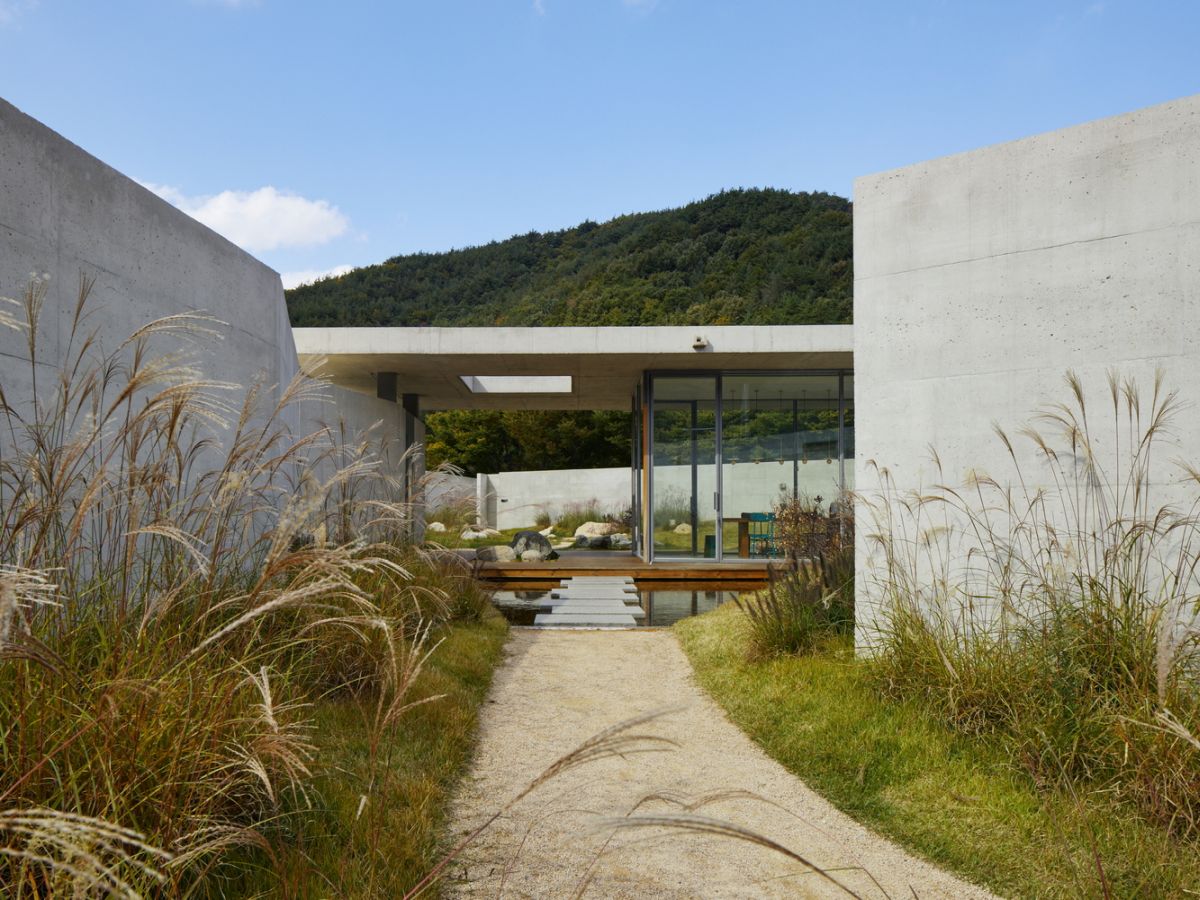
[236,610,509,898]
[675,603,1200,899]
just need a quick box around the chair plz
[744,512,780,558]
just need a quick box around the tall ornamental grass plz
[736,495,854,657]
[863,370,1200,838]
[0,275,479,896]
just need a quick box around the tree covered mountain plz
[284,188,853,476]
[284,188,852,328]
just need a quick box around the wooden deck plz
[477,551,775,585]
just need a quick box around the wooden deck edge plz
[480,564,777,582]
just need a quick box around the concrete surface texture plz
[476,460,850,531]
[477,466,633,529]
[0,97,416,527]
[446,628,996,898]
[292,324,854,410]
[0,97,296,421]
[853,93,1200,646]
[533,576,644,625]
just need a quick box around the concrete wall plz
[853,93,1200,646]
[0,97,297,418]
[425,471,476,518]
[477,460,850,531]
[478,466,632,530]
[0,97,416,533]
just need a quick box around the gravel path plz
[446,628,998,899]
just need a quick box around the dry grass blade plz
[402,708,683,899]
[0,808,171,899]
[591,812,867,898]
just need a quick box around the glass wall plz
[651,376,719,559]
[842,375,854,494]
[631,383,644,558]
[720,374,843,558]
[646,371,853,562]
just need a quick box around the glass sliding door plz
[651,376,719,559]
[720,374,843,559]
[631,385,644,558]
[841,375,854,494]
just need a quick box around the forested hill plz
[284,188,853,328]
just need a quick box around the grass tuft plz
[677,604,1200,898]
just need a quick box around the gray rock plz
[575,534,612,549]
[426,521,447,533]
[510,530,554,557]
[574,521,619,539]
[476,545,516,562]
[673,522,692,535]
[610,533,632,549]
[461,528,491,540]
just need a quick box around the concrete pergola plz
[292,325,854,411]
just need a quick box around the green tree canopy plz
[286,188,854,473]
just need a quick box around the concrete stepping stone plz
[543,602,645,619]
[534,612,637,626]
[561,580,638,588]
[551,589,636,599]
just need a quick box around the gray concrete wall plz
[478,466,633,530]
[0,98,417,535]
[853,93,1200,647]
[0,97,297,414]
[476,460,851,532]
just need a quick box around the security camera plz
[692,336,708,350]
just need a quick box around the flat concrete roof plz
[293,325,853,410]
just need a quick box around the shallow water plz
[491,583,751,627]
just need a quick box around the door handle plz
[714,491,720,512]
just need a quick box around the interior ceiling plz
[294,326,854,411]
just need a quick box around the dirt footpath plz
[446,628,998,899]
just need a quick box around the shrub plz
[737,546,854,657]
[865,370,1200,838]
[0,276,483,892]
[773,492,849,561]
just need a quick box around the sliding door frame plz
[646,368,851,564]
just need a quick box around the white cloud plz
[281,265,354,290]
[141,182,349,253]
[0,0,38,26]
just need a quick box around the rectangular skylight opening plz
[460,375,573,394]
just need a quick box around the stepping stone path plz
[532,576,644,627]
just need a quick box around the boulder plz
[551,540,575,551]
[610,533,633,550]
[575,533,612,550]
[519,548,559,562]
[673,522,692,535]
[510,530,554,558]
[461,528,491,540]
[476,545,516,562]
[539,526,555,537]
[574,521,620,539]
[426,521,447,533]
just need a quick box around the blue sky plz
[2,1,1197,287]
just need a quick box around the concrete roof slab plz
[293,325,853,410]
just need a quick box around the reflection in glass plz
[651,377,718,559]
[646,370,853,562]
